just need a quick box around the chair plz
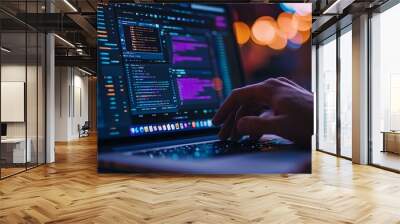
[78,121,90,138]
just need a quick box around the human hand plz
[212,77,313,146]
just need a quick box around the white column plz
[45,33,55,163]
[46,32,55,163]
[45,0,56,163]
[352,14,369,164]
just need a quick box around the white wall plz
[1,65,26,138]
[55,67,70,141]
[72,73,89,138]
[54,67,89,141]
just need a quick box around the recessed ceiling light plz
[322,0,354,15]
[63,0,78,12]
[54,34,75,48]
[1,47,11,53]
[78,67,93,76]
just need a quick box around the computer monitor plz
[97,3,243,141]
[1,123,7,138]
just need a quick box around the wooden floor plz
[1,167,26,178]
[1,136,400,224]
[373,150,400,171]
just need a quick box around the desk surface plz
[381,131,400,134]
[99,147,311,174]
[1,138,28,143]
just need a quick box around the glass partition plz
[0,25,28,178]
[0,0,46,179]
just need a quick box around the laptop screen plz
[97,3,242,140]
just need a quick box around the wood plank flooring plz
[1,135,400,224]
[1,167,26,178]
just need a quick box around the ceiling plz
[0,0,391,74]
[0,0,97,73]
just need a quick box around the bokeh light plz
[269,30,287,50]
[248,6,311,50]
[251,16,277,46]
[277,12,298,39]
[293,13,312,31]
[233,21,251,45]
[290,30,311,45]
[287,40,302,49]
[212,77,223,91]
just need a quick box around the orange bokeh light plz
[233,21,251,45]
[277,12,298,39]
[251,16,276,46]
[213,77,223,91]
[293,13,312,32]
[269,30,287,50]
[290,30,311,45]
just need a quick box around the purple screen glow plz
[215,16,227,28]
[177,77,214,101]
[171,36,209,65]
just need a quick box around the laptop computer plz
[97,3,311,174]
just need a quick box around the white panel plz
[46,31,56,163]
[1,82,25,122]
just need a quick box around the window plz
[339,28,352,158]
[317,36,337,154]
[370,2,400,171]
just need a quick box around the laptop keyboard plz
[132,139,285,160]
